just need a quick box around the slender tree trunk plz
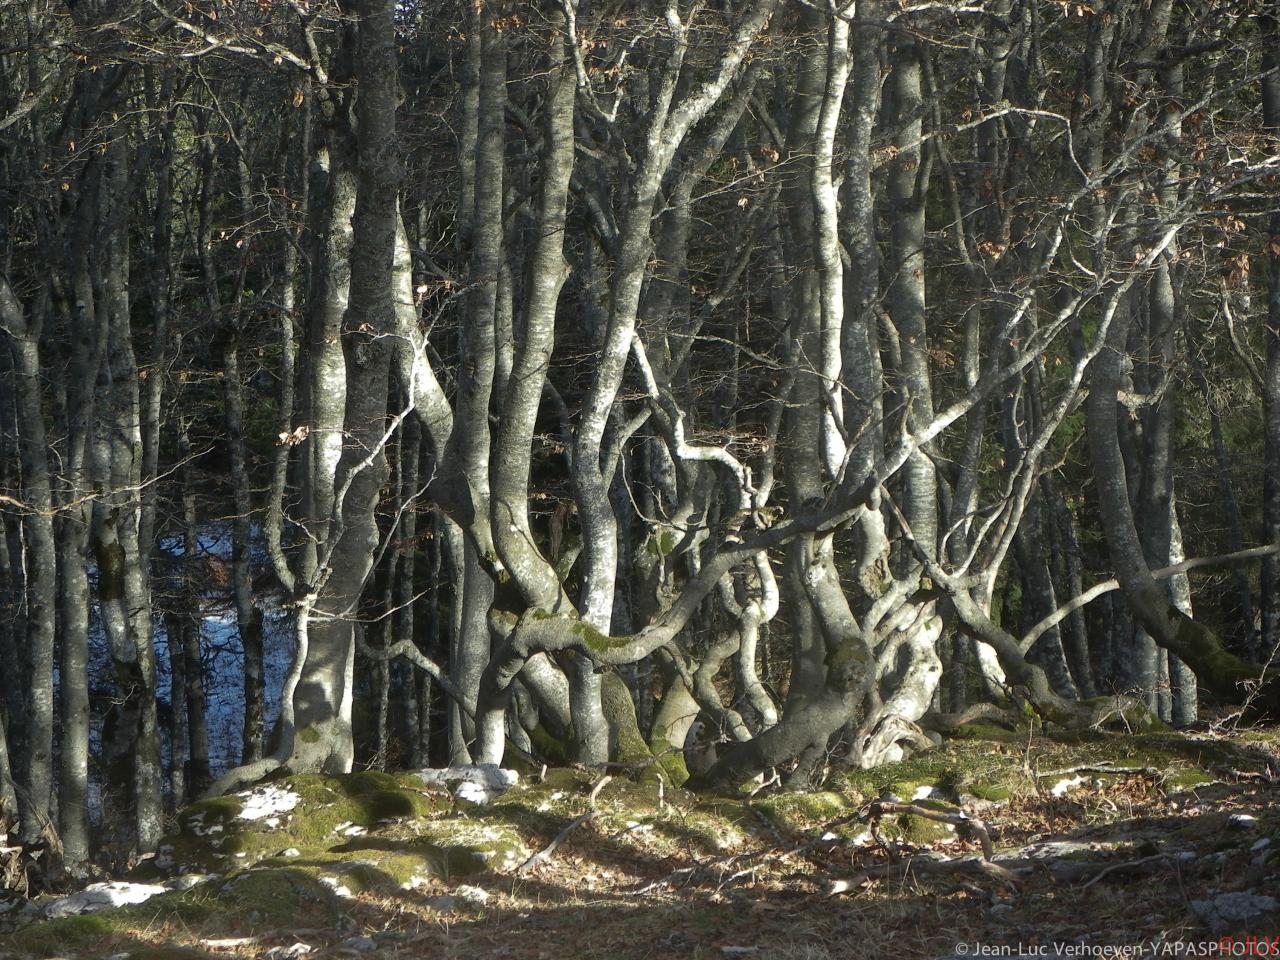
[0,279,56,845]
[166,602,188,807]
[886,38,937,562]
[1189,344,1255,656]
[178,421,212,795]
[54,245,100,863]
[1045,479,1097,698]
[394,413,420,760]
[1260,4,1280,661]
[223,336,265,763]
[282,0,402,774]
[0,711,17,830]
[0,506,24,786]
[444,5,505,763]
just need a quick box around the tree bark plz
[284,0,402,774]
[0,278,57,845]
[1260,3,1280,661]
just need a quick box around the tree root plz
[826,850,1178,894]
[922,701,1018,733]
[203,757,285,799]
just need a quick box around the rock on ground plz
[412,765,518,804]
[1191,892,1279,934]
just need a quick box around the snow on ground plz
[45,882,168,919]
[235,784,301,821]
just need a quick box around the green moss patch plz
[153,770,449,876]
[826,730,1263,811]
[8,914,118,958]
[965,783,1013,803]
[752,790,851,831]
[15,729,1278,960]
[11,870,335,958]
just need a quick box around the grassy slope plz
[4,728,1279,959]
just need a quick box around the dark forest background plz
[0,0,1279,871]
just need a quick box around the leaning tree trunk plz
[1087,281,1264,711]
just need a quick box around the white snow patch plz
[911,785,937,801]
[264,944,313,959]
[236,785,301,822]
[846,827,875,846]
[46,882,169,919]
[454,884,490,908]
[319,876,354,898]
[1049,775,1088,798]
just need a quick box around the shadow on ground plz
[2,729,1279,960]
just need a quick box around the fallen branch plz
[869,801,994,859]
[199,929,330,950]
[1078,853,1173,889]
[515,774,611,875]
[990,851,1180,885]
[828,854,1020,895]
[589,774,613,807]
[516,811,596,875]
[1036,764,1160,778]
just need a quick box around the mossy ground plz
[4,728,1279,959]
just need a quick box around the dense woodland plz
[0,0,1279,874]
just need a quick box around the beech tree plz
[1,0,1279,862]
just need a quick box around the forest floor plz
[2,726,1279,960]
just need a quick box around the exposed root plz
[923,701,1018,733]
[202,757,286,800]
